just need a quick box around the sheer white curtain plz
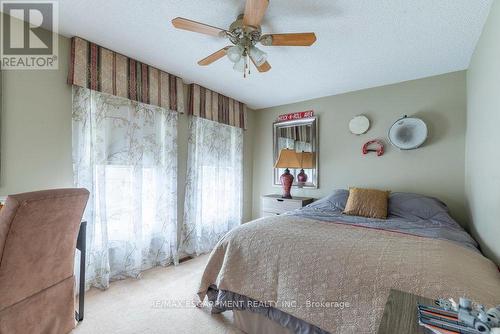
[72,87,178,289]
[182,117,243,255]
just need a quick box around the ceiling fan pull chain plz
[244,54,249,78]
[247,54,251,77]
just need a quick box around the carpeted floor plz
[73,255,243,334]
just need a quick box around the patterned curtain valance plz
[67,37,184,112]
[188,84,247,129]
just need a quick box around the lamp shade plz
[274,149,301,169]
[297,152,315,169]
[233,57,245,72]
[227,45,243,63]
[249,46,267,66]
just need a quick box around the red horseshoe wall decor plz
[362,140,385,157]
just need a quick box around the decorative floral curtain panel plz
[72,87,178,289]
[182,117,244,255]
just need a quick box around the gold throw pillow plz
[343,188,390,219]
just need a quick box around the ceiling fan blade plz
[250,57,271,72]
[198,47,230,66]
[243,0,269,27]
[172,17,225,37]
[261,33,317,46]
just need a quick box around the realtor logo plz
[1,1,58,69]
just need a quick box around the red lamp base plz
[280,169,294,199]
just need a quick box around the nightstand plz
[377,289,433,334]
[261,194,314,217]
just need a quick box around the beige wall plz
[0,34,74,195]
[465,0,500,265]
[0,24,254,224]
[252,72,468,226]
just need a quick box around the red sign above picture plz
[277,110,314,122]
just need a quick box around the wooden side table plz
[377,289,434,334]
[75,221,86,322]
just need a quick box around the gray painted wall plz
[252,72,468,227]
[465,0,500,265]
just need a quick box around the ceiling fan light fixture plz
[172,2,318,76]
[227,45,243,63]
[249,46,267,66]
[233,57,245,72]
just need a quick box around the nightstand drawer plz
[261,195,314,216]
[262,197,303,214]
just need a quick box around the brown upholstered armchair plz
[0,189,89,334]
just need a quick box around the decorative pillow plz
[306,189,349,212]
[343,188,390,219]
[388,192,449,219]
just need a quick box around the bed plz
[197,190,500,334]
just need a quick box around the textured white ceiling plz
[55,0,493,109]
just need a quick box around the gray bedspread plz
[288,190,478,251]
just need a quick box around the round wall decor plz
[349,115,370,135]
[388,116,428,150]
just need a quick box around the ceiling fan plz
[171,0,317,77]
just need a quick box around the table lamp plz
[274,149,301,198]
